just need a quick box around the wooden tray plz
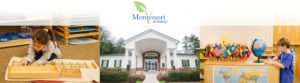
[6,56,100,82]
[8,66,60,79]
[49,61,98,69]
[60,68,82,78]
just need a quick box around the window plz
[162,63,165,67]
[182,59,190,67]
[101,60,109,67]
[170,51,174,56]
[129,50,132,56]
[171,60,174,67]
[195,60,199,67]
[114,60,122,67]
[128,60,131,66]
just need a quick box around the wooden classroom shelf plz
[200,58,207,80]
[52,16,100,45]
[273,26,300,45]
[199,49,207,80]
[274,43,300,46]
[0,26,33,48]
[0,39,32,48]
[53,26,100,45]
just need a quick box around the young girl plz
[22,29,62,66]
[265,38,294,83]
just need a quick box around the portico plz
[122,29,180,70]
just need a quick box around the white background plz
[0,0,299,25]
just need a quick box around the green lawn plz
[136,80,166,83]
[159,80,166,83]
[136,80,143,83]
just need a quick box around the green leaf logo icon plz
[133,1,146,13]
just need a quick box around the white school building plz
[100,29,198,71]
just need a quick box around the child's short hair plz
[277,37,290,48]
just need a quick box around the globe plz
[251,38,267,63]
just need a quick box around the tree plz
[100,27,113,54]
[181,34,200,55]
[113,38,125,53]
[182,36,189,52]
[100,27,125,54]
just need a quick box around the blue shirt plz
[278,52,294,83]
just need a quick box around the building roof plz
[125,29,180,44]
[101,53,125,56]
[176,53,196,56]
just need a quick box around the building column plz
[131,49,136,69]
[166,48,171,69]
[173,49,179,68]
[122,49,128,68]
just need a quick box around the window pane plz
[182,60,187,67]
[119,60,122,67]
[187,60,190,67]
[181,60,190,67]
[103,60,107,67]
[129,50,132,56]
[171,60,174,66]
[181,60,184,67]
[114,60,116,67]
[195,60,199,67]
[101,60,104,67]
[106,60,109,67]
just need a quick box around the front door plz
[144,55,158,71]
[145,59,157,71]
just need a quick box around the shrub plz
[172,66,176,70]
[180,67,190,71]
[157,72,169,81]
[127,64,131,71]
[100,68,129,82]
[139,73,146,81]
[128,74,138,83]
[168,70,200,82]
[101,67,122,71]
[129,72,146,83]
[190,71,200,81]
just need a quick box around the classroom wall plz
[200,26,273,47]
[199,26,273,61]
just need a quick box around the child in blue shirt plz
[266,38,294,83]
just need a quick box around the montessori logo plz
[132,1,168,24]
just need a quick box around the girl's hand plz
[31,62,40,66]
[265,60,275,65]
[57,55,62,59]
[21,57,28,66]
